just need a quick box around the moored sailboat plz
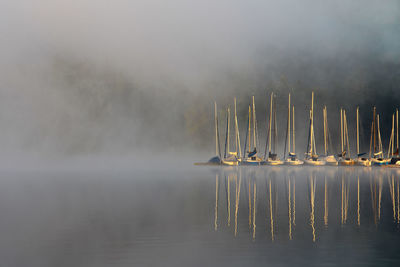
[370,107,391,166]
[284,93,303,165]
[241,96,263,165]
[304,92,326,166]
[222,107,237,166]
[355,106,371,166]
[321,106,338,165]
[222,98,242,166]
[389,109,400,165]
[265,92,283,165]
[195,101,222,165]
[338,108,355,165]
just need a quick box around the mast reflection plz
[309,172,316,242]
[324,176,328,227]
[341,173,350,225]
[215,173,219,231]
[211,167,400,241]
[234,172,241,236]
[357,175,360,226]
[287,170,296,240]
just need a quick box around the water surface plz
[1,166,400,266]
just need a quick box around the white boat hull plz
[338,158,355,166]
[355,158,371,167]
[264,159,284,166]
[221,160,239,166]
[304,159,326,166]
[284,159,304,165]
[322,155,338,166]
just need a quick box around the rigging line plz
[243,108,250,158]
[224,108,229,159]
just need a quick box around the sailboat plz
[338,108,355,165]
[265,92,283,165]
[283,93,303,165]
[222,98,241,166]
[241,96,263,165]
[389,109,400,165]
[304,92,326,166]
[370,107,391,165]
[321,106,338,165]
[355,106,371,166]
[199,101,222,165]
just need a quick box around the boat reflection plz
[341,173,350,225]
[215,173,219,231]
[324,176,328,227]
[213,166,400,241]
[234,171,241,237]
[287,173,295,240]
[309,171,316,242]
[388,174,400,223]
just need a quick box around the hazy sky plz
[0,0,399,158]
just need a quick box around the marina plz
[199,92,400,168]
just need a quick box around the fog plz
[1,0,400,164]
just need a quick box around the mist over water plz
[1,2,400,265]
[0,0,400,161]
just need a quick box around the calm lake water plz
[1,166,400,266]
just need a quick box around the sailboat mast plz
[273,97,277,154]
[306,110,312,155]
[323,106,327,156]
[392,113,395,157]
[268,92,273,154]
[284,93,290,159]
[224,107,230,159]
[293,106,295,154]
[373,107,376,155]
[357,107,360,156]
[252,96,256,150]
[248,105,251,153]
[214,102,220,157]
[228,107,230,155]
[340,108,344,154]
[377,114,382,154]
[369,121,373,158]
[397,108,399,153]
[234,99,237,155]
[310,92,314,156]
[234,97,242,158]
[288,94,291,155]
[344,110,350,158]
[312,124,317,156]
[389,113,394,158]
[243,108,250,158]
